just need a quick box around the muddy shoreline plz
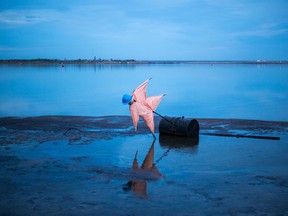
[1,115,287,145]
[1,116,288,215]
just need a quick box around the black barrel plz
[159,116,199,138]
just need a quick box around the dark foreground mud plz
[1,116,287,145]
[1,116,288,215]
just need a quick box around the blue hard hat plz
[122,94,132,104]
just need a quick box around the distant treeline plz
[0,58,287,65]
[0,58,138,65]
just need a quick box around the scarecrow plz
[122,78,165,139]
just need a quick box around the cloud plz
[227,22,288,41]
[0,0,287,60]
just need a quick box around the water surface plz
[0,63,287,121]
[1,132,287,215]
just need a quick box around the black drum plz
[159,116,199,138]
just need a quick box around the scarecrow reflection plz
[123,140,162,196]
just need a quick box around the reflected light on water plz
[0,64,287,121]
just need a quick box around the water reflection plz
[159,134,199,152]
[123,140,162,196]
[123,135,199,196]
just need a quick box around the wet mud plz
[1,116,288,215]
[1,115,287,145]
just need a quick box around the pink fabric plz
[129,79,164,134]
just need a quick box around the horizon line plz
[0,58,287,62]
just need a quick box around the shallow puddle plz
[1,132,287,215]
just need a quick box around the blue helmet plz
[122,94,132,104]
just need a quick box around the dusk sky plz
[0,0,287,60]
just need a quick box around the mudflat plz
[1,115,287,143]
[1,116,288,215]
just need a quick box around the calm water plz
[0,63,287,121]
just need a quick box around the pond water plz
[0,63,288,120]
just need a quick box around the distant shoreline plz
[0,59,287,65]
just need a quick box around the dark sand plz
[1,116,288,215]
[1,116,287,144]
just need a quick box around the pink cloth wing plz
[130,101,154,133]
[132,78,150,104]
[141,110,155,134]
[129,103,139,131]
[142,94,164,134]
[129,78,164,135]
[146,94,165,111]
